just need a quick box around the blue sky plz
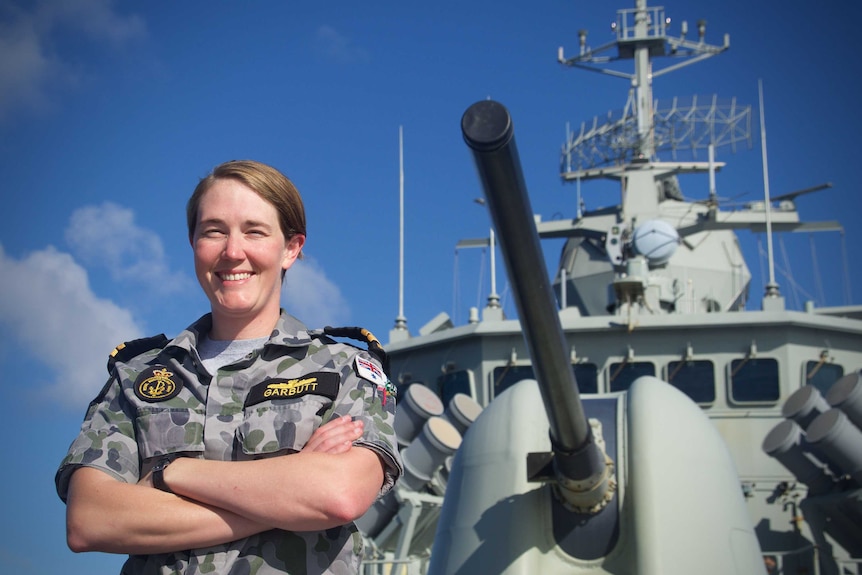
[1,0,859,572]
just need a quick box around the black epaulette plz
[107,334,169,374]
[323,326,389,374]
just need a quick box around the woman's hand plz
[148,415,384,532]
[302,415,364,454]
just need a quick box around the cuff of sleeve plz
[55,461,134,503]
[355,440,404,498]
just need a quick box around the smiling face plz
[192,178,305,339]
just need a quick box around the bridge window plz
[804,361,843,396]
[609,361,655,392]
[573,363,599,394]
[437,370,474,407]
[492,364,597,397]
[492,365,534,397]
[729,357,779,403]
[666,360,715,404]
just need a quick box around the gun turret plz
[461,99,613,512]
[419,100,766,575]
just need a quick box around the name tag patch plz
[245,371,340,407]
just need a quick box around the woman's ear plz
[283,234,306,269]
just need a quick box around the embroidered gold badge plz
[135,367,182,402]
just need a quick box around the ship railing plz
[361,557,426,575]
[762,544,820,575]
[614,5,667,42]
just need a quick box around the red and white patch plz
[355,356,385,385]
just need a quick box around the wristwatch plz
[151,456,175,493]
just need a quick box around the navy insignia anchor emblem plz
[134,366,182,402]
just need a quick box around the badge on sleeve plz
[355,356,397,404]
[355,356,385,384]
[134,366,182,402]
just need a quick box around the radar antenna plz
[558,0,749,174]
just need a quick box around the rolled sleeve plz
[55,377,140,502]
[333,353,403,498]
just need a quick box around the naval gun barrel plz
[461,100,610,507]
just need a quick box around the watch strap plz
[152,456,175,493]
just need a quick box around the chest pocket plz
[135,408,206,460]
[236,371,341,456]
[237,396,329,455]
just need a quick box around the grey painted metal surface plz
[360,1,862,573]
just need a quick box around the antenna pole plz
[708,144,717,202]
[393,126,408,332]
[759,79,780,298]
[488,227,500,308]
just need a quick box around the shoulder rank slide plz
[107,334,169,373]
[323,326,389,374]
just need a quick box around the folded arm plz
[66,466,269,554]
[65,415,370,554]
[161,443,385,532]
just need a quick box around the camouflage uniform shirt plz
[56,311,402,574]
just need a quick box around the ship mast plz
[557,0,733,222]
[632,0,654,160]
[558,0,732,164]
[552,1,763,317]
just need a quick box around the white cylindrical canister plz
[762,419,833,494]
[394,383,444,447]
[807,408,862,485]
[400,416,462,491]
[442,393,484,435]
[782,384,830,429]
[826,371,862,431]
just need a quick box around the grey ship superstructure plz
[356,2,862,574]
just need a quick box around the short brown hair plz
[187,160,306,259]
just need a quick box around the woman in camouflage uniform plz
[56,160,402,574]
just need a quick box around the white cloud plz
[0,0,146,119]
[65,202,193,295]
[314,25,370,64]
[282,256,351,329]
[0,7,52,116]
[40,0,147,46]
[0,220,348,408]
[0,244,144,408]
